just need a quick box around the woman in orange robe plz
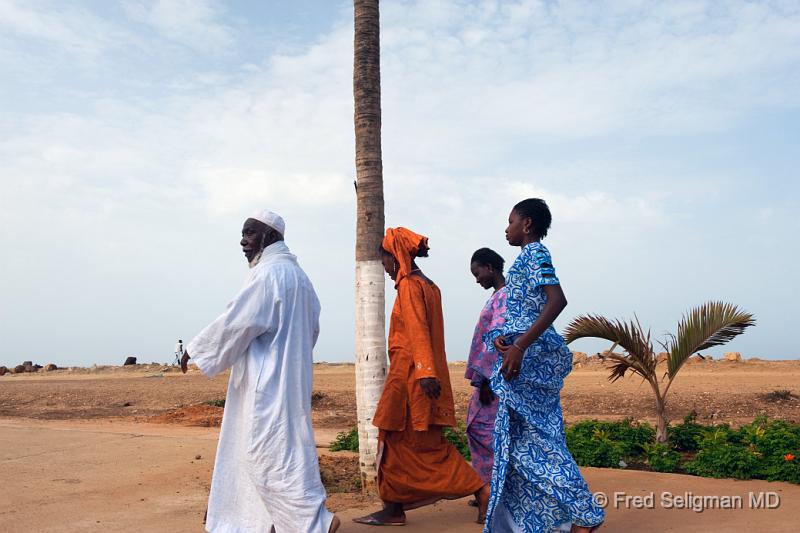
[354,227,490,527]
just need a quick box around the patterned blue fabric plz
[483,243,604,533]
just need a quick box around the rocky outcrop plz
[572,351,588,365]
[724,352,743,362]
[123,357,138,366]
[43,363,58,372]
[0,366,7,376]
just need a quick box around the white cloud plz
[0,0,126,61]
[1,0,798,365]
[123,0,235,53]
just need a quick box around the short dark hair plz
[470,248,504,271]
[513,198,552,238]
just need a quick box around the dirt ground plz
[1,359,799,532]
[2,360,799,427]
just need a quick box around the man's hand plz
[180,352,191,374]
[419,377,441,399]
[479,380,495,405]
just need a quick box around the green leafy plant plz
[566,420,626,468]
[564,302,755,442]
[683,417,800,483]
[669,411,705,452]
[204,399,225,408]
[330,427,359,452]
[642,442,681,473]
[328,422,473,460]
[444,420,471,461]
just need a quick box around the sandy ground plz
[2,417,799,533]
[1,360,799,531]
[2,360,799,427]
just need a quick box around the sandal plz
[353,511,406,526]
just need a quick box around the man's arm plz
[185,274,275,378]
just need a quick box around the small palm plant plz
[563,302,755,442]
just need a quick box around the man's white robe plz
[188,241,332,533]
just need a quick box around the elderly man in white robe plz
[181,210,339,533]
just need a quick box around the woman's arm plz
[496,284,567,380]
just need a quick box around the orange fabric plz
[377,425,484,505]
[382,227,429,288]
[373,275,456,432]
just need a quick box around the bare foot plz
[328,515,341,532]
[475,484,491,524]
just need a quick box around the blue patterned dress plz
[483,243,604,533]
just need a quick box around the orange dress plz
[372,274,484,505]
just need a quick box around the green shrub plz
[329,422,473,461]
[609,418,656,456]
[683,418,800,482]
[683,439,762,479]
[642,442,682,473]
[444,420,471,461]
[669,411,704,452]
[330,427,359,452]
[204,399,225,408]
[566,420,626,468]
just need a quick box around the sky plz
[1,0,798,368]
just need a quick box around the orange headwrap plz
[382,227,429,287]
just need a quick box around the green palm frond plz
[667,301,755,378]
[564,315,655,382]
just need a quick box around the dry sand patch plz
[2,361,799,427]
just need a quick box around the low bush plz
[684,416,800,483]
[329,427,359,452]
[642,442,682,473]
[328,416,800,484]
[566,419,653,468]
[668,411,704,452]
[444,420,471,461]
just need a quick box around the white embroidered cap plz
[249,209,285,237]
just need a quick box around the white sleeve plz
[187,274,274,378]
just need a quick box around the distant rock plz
[22,360,32,367]
[13,365,25,374]
[571,351,588,365]
[0,366,7,376]
[43,363,58,372]
[723,352,743,362]
[123,357,138,366]
[23,363,37,373]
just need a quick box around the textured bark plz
[353,0,387,493]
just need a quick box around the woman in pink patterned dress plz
[465,248,507,484]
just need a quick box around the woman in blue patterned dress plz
[483,199,604,533]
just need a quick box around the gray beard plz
[249,250,263,268]
[249,234,269,268]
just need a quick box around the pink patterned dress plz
[465,287,507,484]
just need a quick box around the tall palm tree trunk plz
[353,0,386,492]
